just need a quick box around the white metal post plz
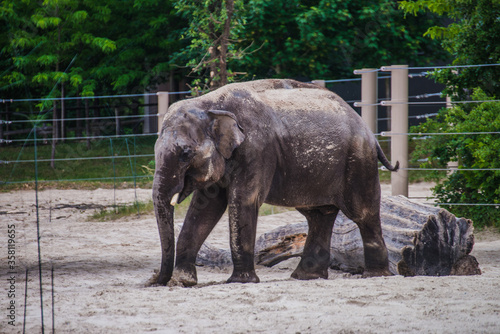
[360,69,378,133]
[157,92,169,134]
[382,65,408,197]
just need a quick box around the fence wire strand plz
[5,132,158,143]
[2,69,498,209]
[5,113,159,124]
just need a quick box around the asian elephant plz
[152,79,399,286]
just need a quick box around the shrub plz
[411,89,500,228]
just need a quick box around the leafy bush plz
[411,89,500,228]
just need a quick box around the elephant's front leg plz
[227,199,260,284]
[172,189,227,286]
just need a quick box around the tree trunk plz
[218,0,233,87]
[195,196,481,276]
[208,3,218,89]
[207,0,233,90]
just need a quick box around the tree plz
[90,0,186,95]
[0,0,117,99]
[173,0,245,93]
[400,0,500,99]
[1,0,117,166]
[1,0,187,144]
[171,0,445,89]
[401,0,500,227]
[237,0,446,79]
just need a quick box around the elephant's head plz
[152,106,245,285]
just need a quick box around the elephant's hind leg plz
[173,189,227,286]
[356,213,392,277]
[291,207,338,280]
[342,200,392,277]
[341,152,392,277]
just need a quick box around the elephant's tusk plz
[170,193,180,206]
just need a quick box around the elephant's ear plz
[208,110,245,159]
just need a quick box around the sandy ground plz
[1,183,499,334]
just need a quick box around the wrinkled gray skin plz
[153,79,399,286]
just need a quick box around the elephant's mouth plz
[177,176,193,204]
[177,172,200,204]
[177,172,217,204]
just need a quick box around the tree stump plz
[196,196,481,276]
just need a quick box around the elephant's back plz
[256,87,349,117]
[190,78,352,120]
[191,78,370,144]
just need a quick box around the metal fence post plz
[360,69,378,133]
[383,65,409,197]
[157,92,169,134]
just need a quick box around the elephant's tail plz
[376,142,400,172]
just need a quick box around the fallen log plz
[195,196,481,276]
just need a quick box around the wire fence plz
[352,63,500,73]
[3,65,498,334]
[4,64,497,334]
[3,132,158,144]
[1,90,191,103]
[2,64,499,206]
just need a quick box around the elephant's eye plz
[179,148,192,162]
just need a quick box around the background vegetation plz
[1,0,445,100]
[1,0,498,227]
[401,0,500,227]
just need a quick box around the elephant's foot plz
[227,270,260,284]
[156,272,170,286]
[362,268,393,278]
[291,266,328,280]
[168,266,198,287]
[291,256,329,280]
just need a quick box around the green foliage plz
[87,197,293,221]
[411,90,500,228]
[0,0,116,102]
[173,0,245,92]
[89,200,155,221]
[0,0,186,101]
[99,0,185,93]
[172,0,445,87]
[402,0,500,227]
[1,0,447,98]
[0,138,156,190]
[400,0,453,16]
[237,0,445,79]
[400,0,500,98]
[258,204,294,216]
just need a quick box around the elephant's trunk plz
[152,172,180,285]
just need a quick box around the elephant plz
[152,79,399,286]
